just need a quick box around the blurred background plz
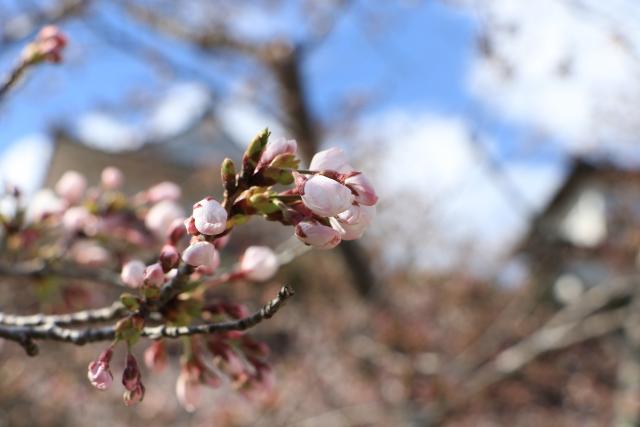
[1,0,640,425]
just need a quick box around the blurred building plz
[518,159,640,303]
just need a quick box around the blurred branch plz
[0,301,125,327]
[0,0,88,47]
[0,285,293,356]
[0,259,125,288]
[614,279,640,426]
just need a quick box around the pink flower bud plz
[239,246,279,281]
[309,147,353,173]
[295,220,341,249]
[167,218,187,244]
[87,348,113,390]
[144,341,167,373]
[344,173,378,206]
[176,367,200,412]
[55,171,87,204]
[257,137,297,169]
[192,197,227,236]
[144,262,165,287]
[101,166,124,190]
[159,244,180,272]
[123,383,145,406]
[182,241,220,274]
[122,353,142,391]
[145,200,185,238]
[35,26,67,63]
[184,216,199,236]
[62,206,92,232]
[300,175,353,217]
[147,181,181,203]
[71,241,110,266]
[121,259,146,288]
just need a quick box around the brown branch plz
[0,285,294,355]
[0,60,29,101]
[0,301,125,327]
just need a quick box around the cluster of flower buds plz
[87,346,145,405]
[2,128,377,410]
[21,25,67,64]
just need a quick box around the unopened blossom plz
[121,259,146,288]
[257,137,297,169]
[300,175,353,217]
[344,173,378,206]
[309,147,353,173]
[182,241,220,274]
[101,166,124,190]
[144,263,165,287]
[167,218,187,244]
[192,197,227,236]
[239,246,279,281]
[122,353,142,391]
[159,244,180,272]
[144,341,167,373]
[145,200,185,238]
[209,340,245,378]
[87,348,113,390]
[55,171,87,204]
[147,181,181,203]
[23,25,67,63]
[295,220,341,249]
[62,206,92,232]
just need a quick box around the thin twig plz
[0,301,126,327]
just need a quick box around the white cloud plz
[147,82,211,140]
[217,98,285,148]
[463,0,640,151]
[75,112,145,152]
[356,110,563,272]
[0,133,53,197]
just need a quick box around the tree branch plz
[0,285,294,355]
[0,301,125,327]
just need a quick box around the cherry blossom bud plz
[239,246,279,281]
[344,173,378,206]
[167,217,187,244]
[193,197,227,236]
[295,220,341,249]
[62,206,91,232]
[87,348,113,390]
[147,181,181,203]
[309,147,353,173]
[37,26,67,63]
[123,383,145,406]
[101,166,124,190]
[144,262,165,287]
[159,244,180,272]
[145,200,185,238]
[182,241,220,274]
[176,366,200,412]
[121,259,146,288]
[300,175,353,217]
[144,341,167,373]
[184,216,199,236]
[55,171,87,204]
[257,137,297,168]
[122,353,142,391]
